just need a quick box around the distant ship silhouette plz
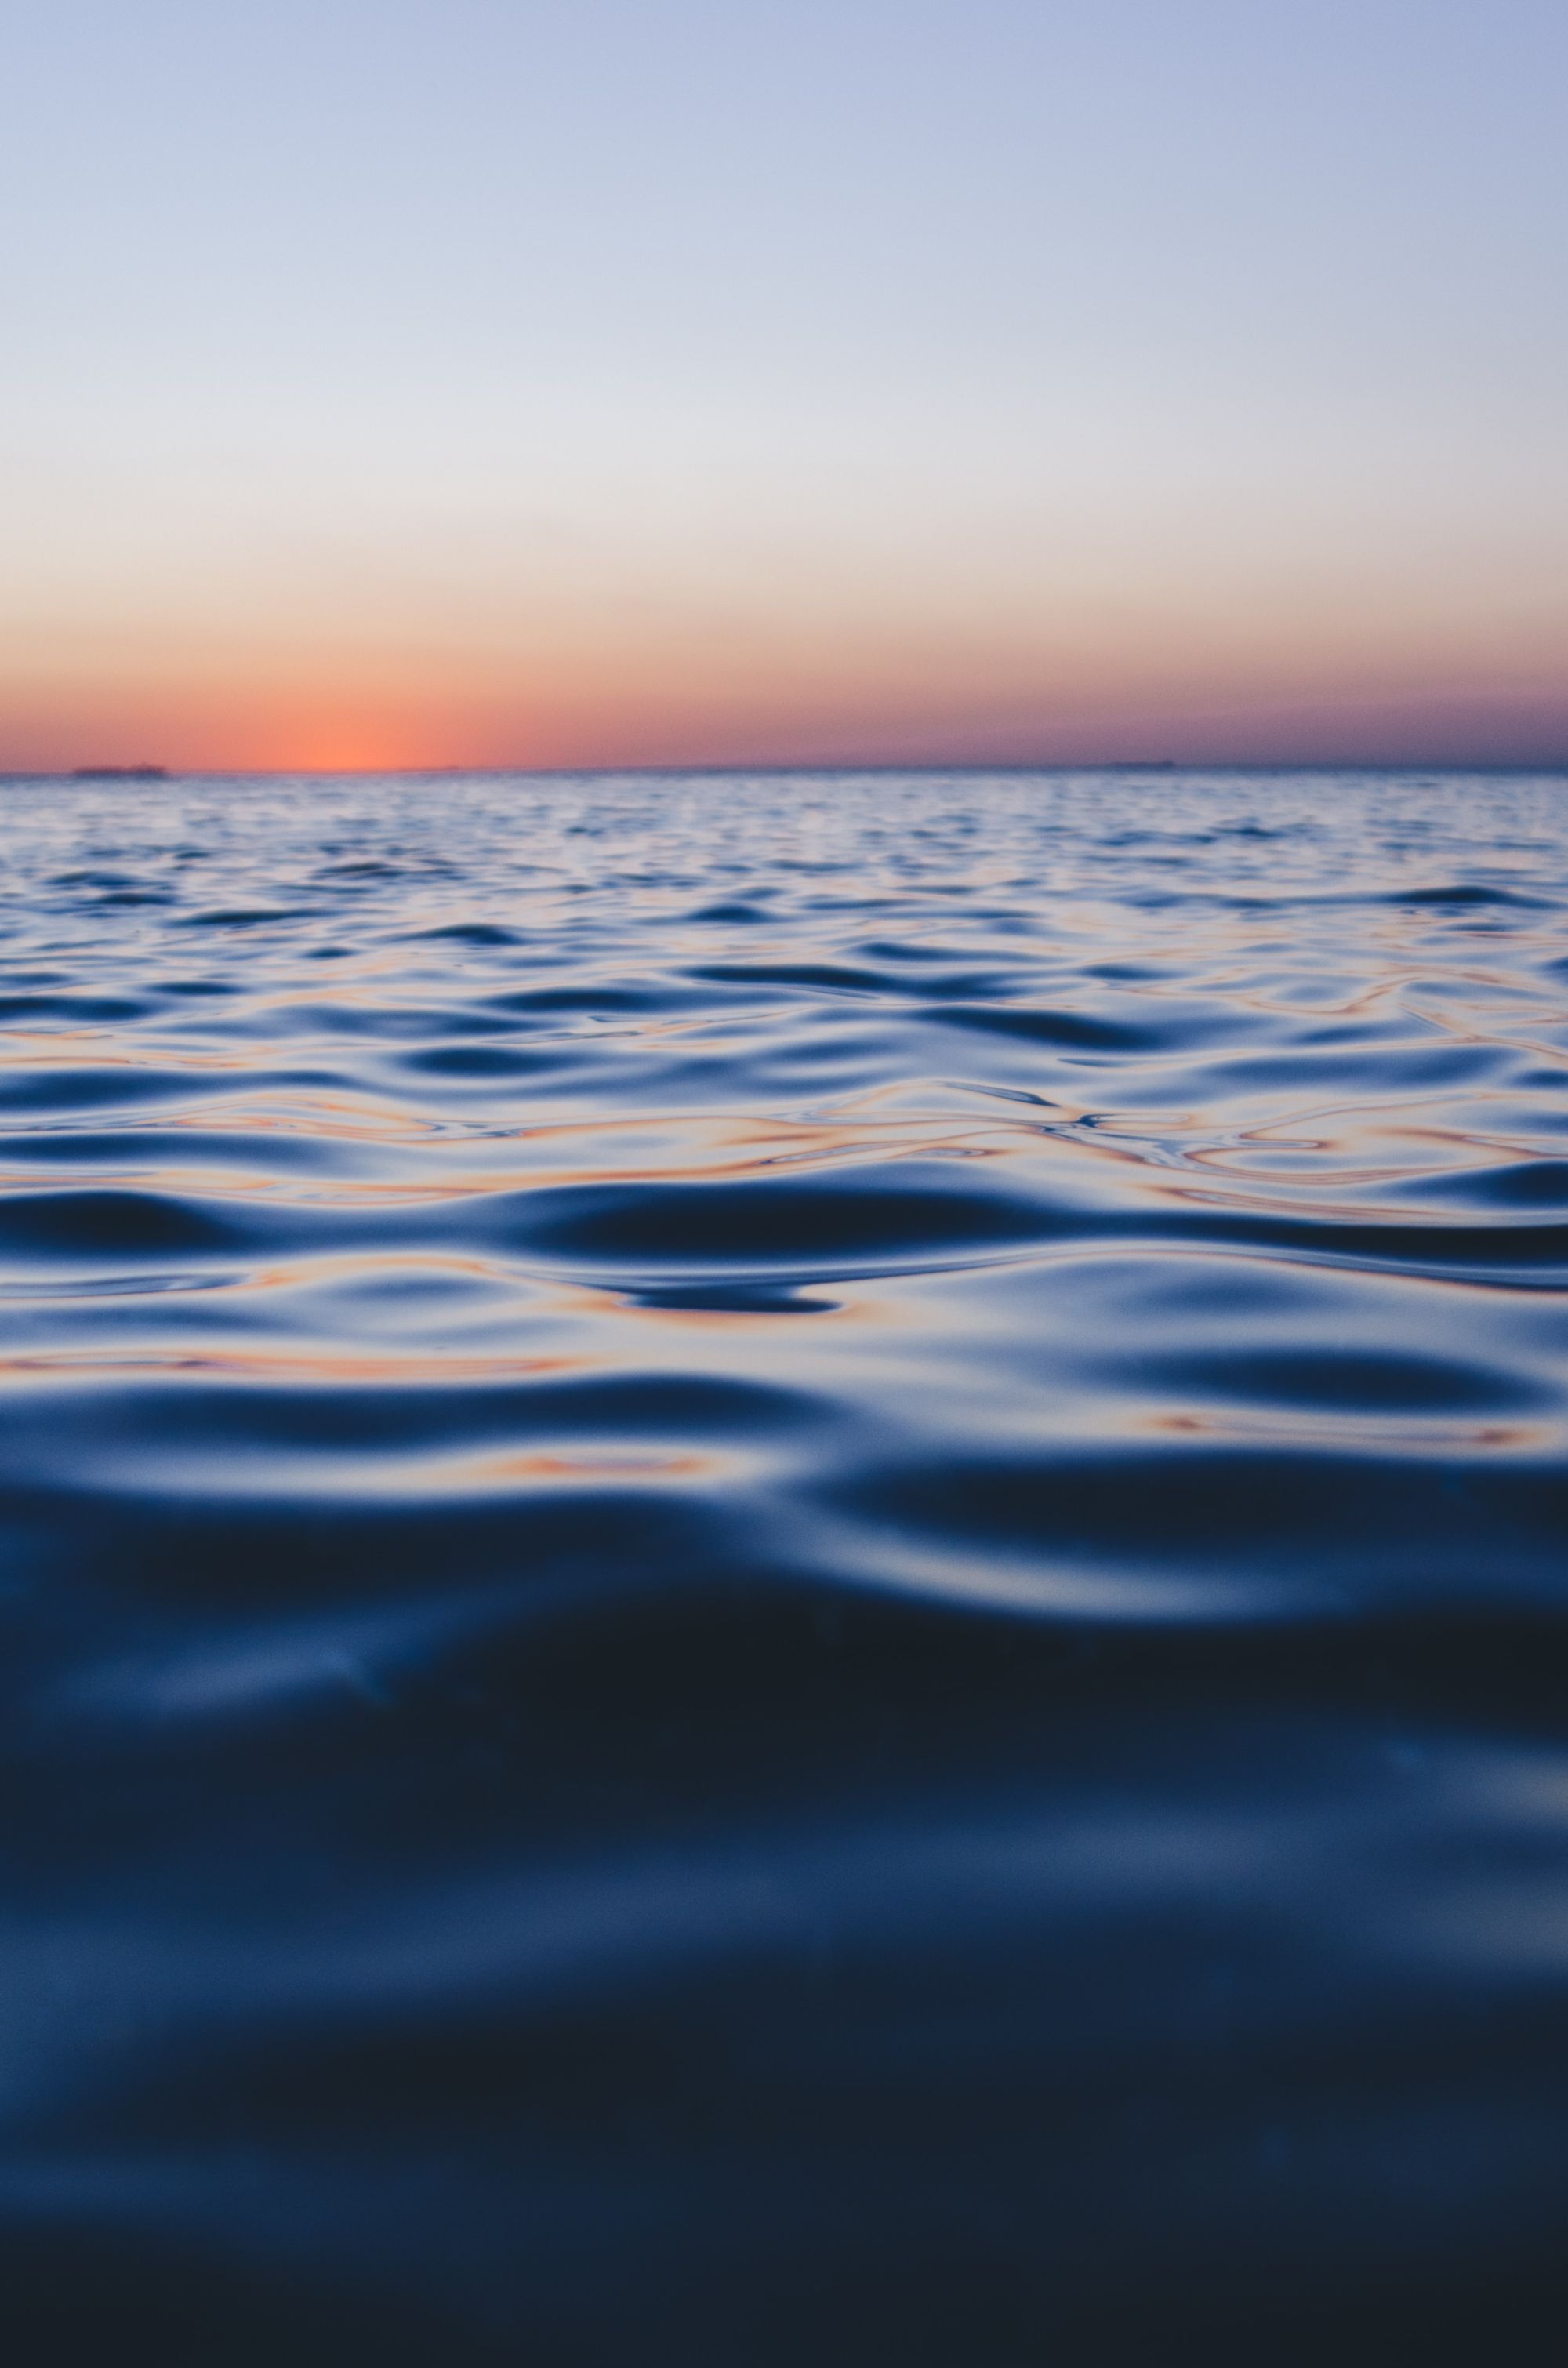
[71,764,169,780]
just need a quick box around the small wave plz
[5,765,1568,2355]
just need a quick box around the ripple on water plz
[3,766,1568,2360]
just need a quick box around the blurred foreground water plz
[3,766,1568,2361]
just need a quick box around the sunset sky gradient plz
[4,0,1565,772]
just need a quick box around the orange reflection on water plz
[1149,1408,1546,1453]
[1184,1098,1555,1193]
[533,1273,878,1333]
[162,1090,453,1143]
[0,1346,589,1386]
[225,1248,527,1295]
[470,1448,722,1484]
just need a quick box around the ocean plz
[3,765,1567,2361]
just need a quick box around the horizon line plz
[8,756,1568,783]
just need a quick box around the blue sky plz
[3,1,1565,767]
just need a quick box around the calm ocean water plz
[4,765,1568,2360]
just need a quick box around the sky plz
[2,0,1565,772]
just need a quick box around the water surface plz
[4,767,1568,2360]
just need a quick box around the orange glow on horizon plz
[5,596,1568,776]
[223,697,470,776]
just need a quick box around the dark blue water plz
[4,767,1568,2362]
